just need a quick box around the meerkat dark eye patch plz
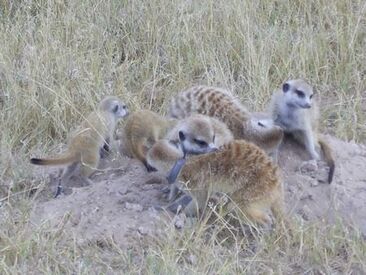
[179,131,186,142]
[258,121,265,127]
[309,94,313,99]
[283,83,290,93]
[295,90,305,98]
[194,139,208,147]
[112,104,119,113]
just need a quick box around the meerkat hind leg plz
[55,162,79,198]
[242,204,272,226]
[79,152,100,186]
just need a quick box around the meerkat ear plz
[282,83,290,93]
[178,131,186,142]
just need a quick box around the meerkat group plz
[168,85,284,159]
[123,111,233,173]
[30,78,334,227]
[160,79,334,226]
[146,114,233,175]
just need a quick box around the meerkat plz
[163,140,285,227]
[269,79,335,184]
[250,112,285,162]
[123,110,178,172]
[168,85,284,157]
[146,114,234,175]
[30,96,128,195]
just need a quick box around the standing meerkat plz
[123,110,177,172]
[168,85,284,157]
[164,140,285,226]
[146,114,233,175]
[30,96,128,195]
[269,79,335,183]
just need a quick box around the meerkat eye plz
[258,121,265,127]
[295,90,305,98]
[194,139,208,147]
[309,94,313,99]
[122,105,127,109]
[179,131,186,142]
[112,105,119,113]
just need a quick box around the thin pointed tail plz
[318,137,335,184]
[30,152,78,166]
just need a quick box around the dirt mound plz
[31,136,366,247]
[280,136,366,233]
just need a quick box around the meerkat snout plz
[113,101,129,117]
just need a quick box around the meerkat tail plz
[30,153,78,166]
[318,137,335,184]
[167,158,187,184]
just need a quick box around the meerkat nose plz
[208,143,218,152]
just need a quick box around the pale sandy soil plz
[30,135,366,247]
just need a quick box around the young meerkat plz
[30,96,128,195]
[168,85,284,158]
[164,140,285,227]
[123,110,177,172]
[146,114,234,175]
[269,79,335,183]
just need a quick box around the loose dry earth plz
[30,135,366,248]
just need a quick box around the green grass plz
[1,0,366,273]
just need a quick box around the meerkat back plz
[167,140,285,226]
[168,85,284,159]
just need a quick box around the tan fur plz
[146,114,233,174]
[250,112,284,161]
[269,79,335,183]
[168,85,283,156]
[123,110,177,171]
[30,96,128,183]
[170,140,285,226]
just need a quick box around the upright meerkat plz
[30,96,128,194]
[164,140,285,226]
[269,79,335,183]
[123,110,177,172]
[146,114,233,175]
[168,85,284,157]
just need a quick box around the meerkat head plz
[282,79,314,109]
[247,113,278,132]
[98,96,129,118]
[178,114,218,155]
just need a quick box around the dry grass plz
[0,200,365,274]
[1,0,366,273]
